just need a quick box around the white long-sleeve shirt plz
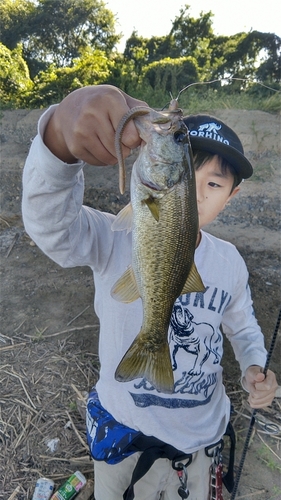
[22,106,267,454]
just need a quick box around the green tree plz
[124,7,280,92]
[124,32,178,70]
[169,5,214,57]
[123,31,149,66]
[0,42,33,107]
[142,56,199,96]
[244,31,281,83]
[210,31,281,86]
[0,0,36,50]
[123,6,214,83]
[1,0,121,74]
[144,35,175,63]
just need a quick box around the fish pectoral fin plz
[111,266,140,303]
[181,262,206,294]
[144,197,160,221]
[111,203,133,233]
[115,334,174,394]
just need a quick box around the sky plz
[105,0,280,51]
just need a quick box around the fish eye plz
[174,131,187,143]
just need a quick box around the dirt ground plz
[0,106,280,500]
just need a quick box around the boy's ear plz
[224,185,240,209]
[230,185,240,199]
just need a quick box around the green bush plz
[27,49,114,107]
[0,43,33,108]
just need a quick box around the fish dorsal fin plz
[111,203,133,232]
[144,197,160,221]
[111,265,140,303]
[181,262,205,294]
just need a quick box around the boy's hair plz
[192,149,239,193]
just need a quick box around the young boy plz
[22,85,277,500]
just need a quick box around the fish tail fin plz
[115,334,174,394]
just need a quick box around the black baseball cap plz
[184,114,253,184]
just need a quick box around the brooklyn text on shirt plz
[181,286,232,314]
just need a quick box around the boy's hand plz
[243,365,278,408]
[44,85,148,165]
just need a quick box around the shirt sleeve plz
[221,254,267,376]
[22,105,115,272]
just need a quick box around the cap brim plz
[189,136,253,181]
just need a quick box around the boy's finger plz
[254,371,265,383]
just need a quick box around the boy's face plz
[195,156,240,230]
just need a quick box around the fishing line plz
[162,77,280,108]
[176,77,281,101]
[230,306,281,500]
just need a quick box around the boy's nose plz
[196,185,204,203]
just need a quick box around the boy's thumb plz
[254,370,265,383]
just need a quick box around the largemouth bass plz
[111,102,205,393]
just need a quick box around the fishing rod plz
[164,75,281,498]
[230,306,281,500]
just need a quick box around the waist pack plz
[86,388,142,465]
[86,388,235,499]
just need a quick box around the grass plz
[177,88,281,114]
[69,401,77,411]
[258,444,281,472]
[250,160,279,182]
[32,325,49,342]
[269,486,281,500]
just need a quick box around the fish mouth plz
[138,164,164,191]
[139,165,179,192]
[141,177,177,192]
[141,179,161,191]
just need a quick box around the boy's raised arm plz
[22,85,148,268]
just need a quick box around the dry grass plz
[0,327,99,499]
[0,308,281,500]
[0,329,280,500]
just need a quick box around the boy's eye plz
[208,182,221,188]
